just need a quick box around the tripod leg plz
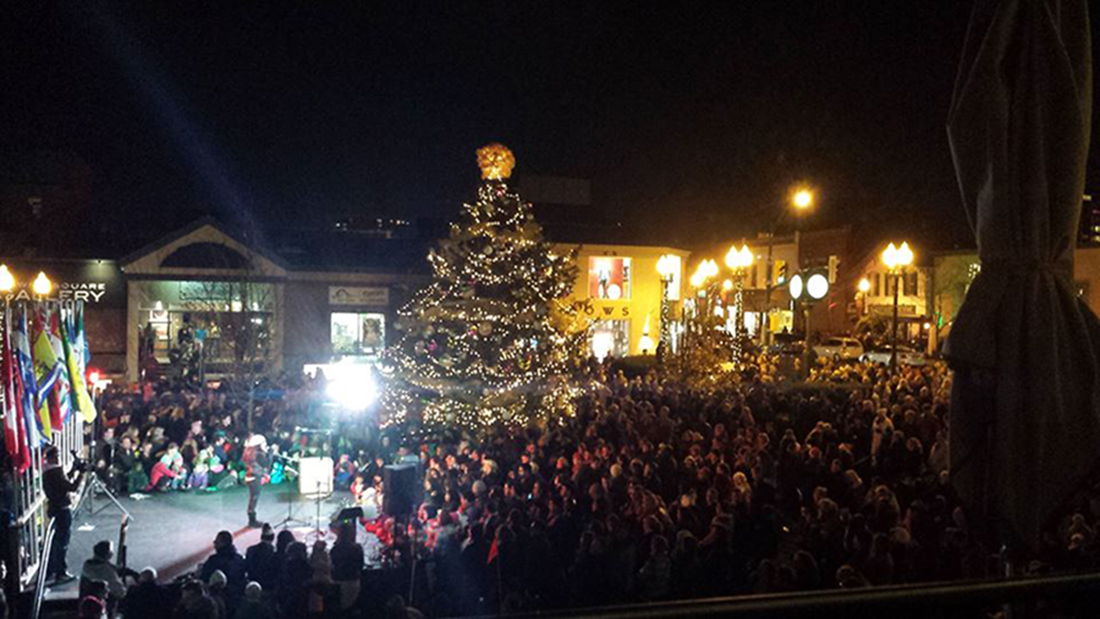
[92,478,133,521]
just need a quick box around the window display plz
[589,257,632,300]
[331,312,386,356]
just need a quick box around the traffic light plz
[828,255,839,283]
[776,260,788,285]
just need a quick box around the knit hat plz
[209,569,228,587]
[261,523,275,541]
[78,596,106,619]
[245,581,263,600]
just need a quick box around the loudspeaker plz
[383,463,422,517]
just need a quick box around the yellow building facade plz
[555,243,691,360]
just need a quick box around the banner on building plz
[328,286,389,307]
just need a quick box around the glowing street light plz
[881,242,915,370]
[725,244,754,270]
[725,244,755,357]
[857,277,871,317]
[32,272,52,297]
[656,255,676,282]
[0,265,15,293]
[792,188,814,211]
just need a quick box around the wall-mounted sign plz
[6,281,109,303]
[0,259,125,307]
[571,299,631,318]
[329,286,389,307]
[870,304,917,316]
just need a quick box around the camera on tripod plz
[69,449,92,473]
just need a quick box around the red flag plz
[2,309,30,472]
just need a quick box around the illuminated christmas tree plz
[383,144,580,427]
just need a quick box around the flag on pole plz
[62,305,95,422]
[14,307,43,449]
[2,305,30,472]
[31,305,61,439]
[48,307,73,425]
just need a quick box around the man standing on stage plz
[43,446,84,583]
[242,434,271,528]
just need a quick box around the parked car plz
[768,332,805,356]
[861,344,927,366]
[812,336,864,361]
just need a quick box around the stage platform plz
[44,482,378,602]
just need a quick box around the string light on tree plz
[382,144,581,428]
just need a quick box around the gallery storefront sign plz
[0,259,125,307]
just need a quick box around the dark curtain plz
[945,0,1095,551]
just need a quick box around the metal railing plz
[499,572,1100,619]
[14,410,82,591]
[29,518,56,619]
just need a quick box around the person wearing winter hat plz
[233,582,275,619]
[245,524,279,591]
[207,569,229,618]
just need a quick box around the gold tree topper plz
[476,143,515,180]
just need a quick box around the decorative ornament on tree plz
[476,143,516,180]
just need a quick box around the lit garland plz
[382,145,582,429]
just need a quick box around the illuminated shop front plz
[561,243,690,360]
[120,218,428,381]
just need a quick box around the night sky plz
[3,2,1098,250]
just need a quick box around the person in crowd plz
[245,524,279,591]
[278,541,311,618]
[112,435,137,495]
[77,595,107,619]
[201,531,247,603]
[120,568,163,619]
[43,445,84,584]
[80,540,133,607]
[334,453,356,490]
[174,580,219,619]
[208,570,232,618]
[330,522,365,611]
[233,582,275,619]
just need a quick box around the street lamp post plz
[725,244,754,360]
[656,255,675,353]
[857,277,871,317]
[881,242,914,370]
[762,187,815,348]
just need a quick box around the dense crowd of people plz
[68,353,1100,618]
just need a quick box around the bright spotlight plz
[323,361,378,411]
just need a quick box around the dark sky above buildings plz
[3,2,1098,250]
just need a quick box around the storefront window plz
[331,312,386,356]
[589,319,630,361]
[589,257,632,300]
[136,280,275,367]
